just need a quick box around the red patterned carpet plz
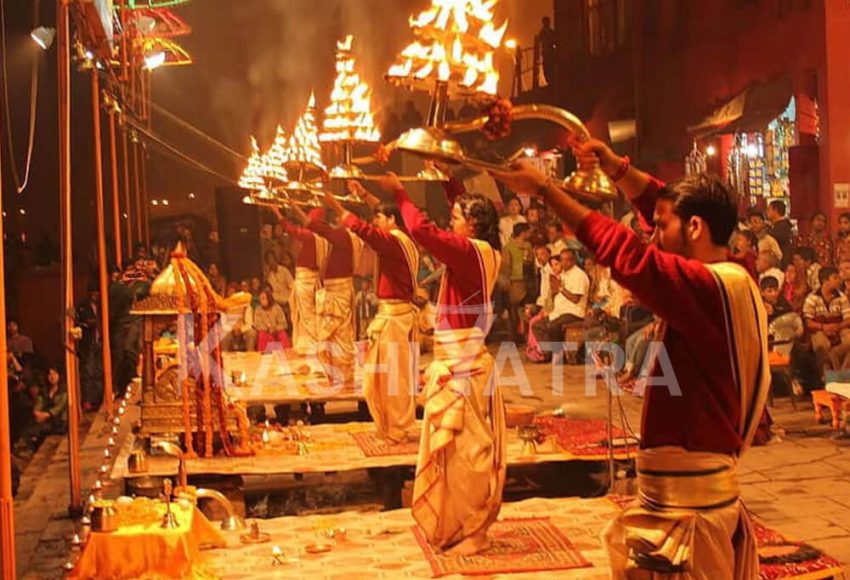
[351,431,420,457]
[534,417,632,456]
[413,518,591,578]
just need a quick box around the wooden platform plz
[223,351,365,405]
[200,496,844,580]
[111,420,636,481]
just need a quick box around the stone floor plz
[14,360,850,578]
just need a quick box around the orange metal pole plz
[58,0,82,514]
[122,124,133,256]
[91,70,115,419]
[0,35,16,580]
[108,107,122,271]
[133,138,142,244]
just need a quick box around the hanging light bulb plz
[144,51,166,70]
[30,27,56,51]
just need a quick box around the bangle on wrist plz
[537,177,554,197]
[611,156,630,182]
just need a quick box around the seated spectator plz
[730,230,759,275]
[839,258,850,296]
[7,321,33,362]
[528,245,551,306]
[207,263,227,296]
[527,256,561,362]
[546,222,567,256]
[221,290,257,353]
[525,204,547,247]
[253,289,290,353]
[501,223,532,341]
[619,318,659,393]
[782,262,809,313]
[797,210,835,267]
[21,366,68,451]
[836,212,850,265]
[265,251,294,309]
[498,196,526,247]
[7,350,23,380]
[747,209,783,264]
[793,246,821,292]
[8,376,33,446]
[760,276,792,323]
[530,249,589,360]
[756,250,785,288]
[354,277,378,341]
[803,266,850,373]
[413,288,435,354]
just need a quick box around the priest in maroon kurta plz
[323,184,420,442]
[305,211,362,387]
[494,144,769,579]
[273,208,328,356]
[378,173,506,557]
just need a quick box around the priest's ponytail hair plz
[659,173,738,247]
[457,192,501,251]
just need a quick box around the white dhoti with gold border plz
[363,300,419,443]
[603,448,758,579]
[291,268,322,356]
[411,327,506,551]
[603,262,769,579]
[316,277,356,386]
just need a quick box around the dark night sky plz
[0,0,551,254]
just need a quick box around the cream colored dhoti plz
[290,268,321,356]
[603,447,758,579]
[316,277,355,386]
[603,262,769,579]
[412,327,506,551]
[363,300,419,442]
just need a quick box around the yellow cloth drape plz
[316,277,356,386]
[363,300,419,443]
[291,268,322,356]
[71,505,225,580]
[603,262,768,579]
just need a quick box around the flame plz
[238,136,269,192]
[282,92,327,171]
[321,35,381,143]
[387,0,508,95]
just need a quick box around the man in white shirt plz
[531,250,589,344]
[499,197,527,247]
[756,250,785,288]
[546,222,568,256]
[265,253,295,309]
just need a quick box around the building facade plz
[537,0,850,232]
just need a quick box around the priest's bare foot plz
[446,533,490,556]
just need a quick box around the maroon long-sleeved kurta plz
[308,221,354,280]
[394,183,494,332]
[343,214,415,301]
[278,219,318,270]
[577,179,745,455]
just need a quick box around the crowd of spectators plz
[737,201,850,395]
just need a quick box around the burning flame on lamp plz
[282,92,327,173]
[321,35,381,143]
[387,0,508,95]
[238,137,270,192]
